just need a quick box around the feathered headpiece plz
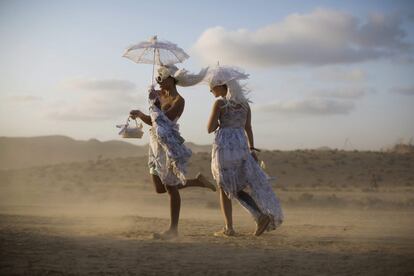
[203,65,251,106]
[157,65,208,87]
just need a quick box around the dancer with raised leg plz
[130,64,215,239]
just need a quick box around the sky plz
[1,0,414,150]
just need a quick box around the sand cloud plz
[193,9,412,67]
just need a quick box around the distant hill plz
[0,136,211,170]
[315,146,333,151]
[0,136,148,169]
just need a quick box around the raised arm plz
[207,99,223,133]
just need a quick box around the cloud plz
[47,91,143,121]
[192,9,412,67]
[353,12,409,50]
[47,78,143,121]
[390,85,414,96]
[254,85,372,117]
[61,78,137,92]
[255,98,355,115]
[313,68,367,82]
[408,11,414,22]
[311,87,375,99]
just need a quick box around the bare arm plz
[131,88,160,126]
[244,105,254,148]
[207,100,223,133]
[130,110,152,126]
[244,105,259,161]
[138,112,152,126]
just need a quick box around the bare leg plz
[184,179,206,188]
[150,174,179,239]
[177,173,216,191]
[237,190,262,215]
[236,190,270,236]
[151,174,167,194]
[165,185,180,235]
[219,188,233,231]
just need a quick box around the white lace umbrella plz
[122,35,189,84]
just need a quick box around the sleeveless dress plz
[147,97,192,186]
[211,99,283,230]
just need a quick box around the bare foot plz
[152,229,178,240]
[196,173,216,192]
[214,227,236,237]
[254,215,270,236]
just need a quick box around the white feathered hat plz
[157,64,208,87]
[203,64,251,106]
[203,65,249,88]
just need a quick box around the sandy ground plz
[1,202,413,275]
[1,149,413,275]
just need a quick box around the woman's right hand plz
[129,110,142,119]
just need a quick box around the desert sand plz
[1,138,413,275]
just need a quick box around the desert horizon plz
[2,134,413,169]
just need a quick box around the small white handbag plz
[116,118,144,139]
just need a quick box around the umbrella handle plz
[151,48,156,86]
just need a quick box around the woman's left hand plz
[251,151,259,162]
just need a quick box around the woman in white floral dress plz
[130,64,215,239]
[204,66,283,236]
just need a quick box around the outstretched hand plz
[129,110,142,120]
